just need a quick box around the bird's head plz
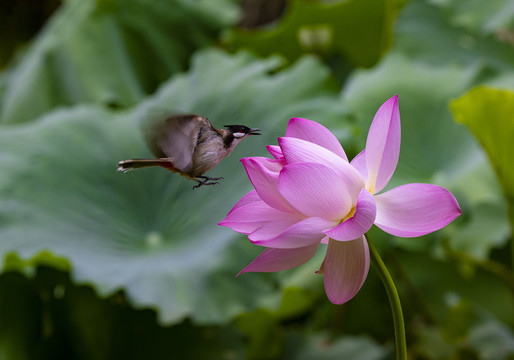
[224,125,261,137]
[222,125,261,149]
[223,124,259,142]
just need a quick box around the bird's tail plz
[117,159,177,173]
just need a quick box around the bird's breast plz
[190,139,231,176]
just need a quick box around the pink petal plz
[249,217,337,249]
[374,183,462,237]
[241,157,297,214]
[322,236,370,305]
[285,117,348,160]
[350,149,367,182]
[266,145,284,160]
[278,162,353,221]
[278,137,344,168]
[218,190,261,233]
[218,198,298,234]
[278,137,364,202]
[227,190,260,212]
[237,243,319,276]
[324,188,376,241]
[248,219,298,239]
[365,95,400,194]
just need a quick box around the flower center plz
[366,182,375,195]
[340,206,356,223]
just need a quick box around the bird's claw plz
[192,176,223,190]
[193,181,219,190]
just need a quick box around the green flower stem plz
[367,237,407,360]
[509,205,514,274]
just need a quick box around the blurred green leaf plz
[276,287,321,319]
[0,267,246,360]
[284,332,389,360]
[451,86,514,224]
[413,326,456,360]
[0,0,60,68]
[397,251,514,326]
[395,0,514,70]
[412,323,481,360]
[235,309,284,360]
[225,0,402,68]
[0,0,239,124]
[3,251,71,276]
[469,316,514,360]
[444,202,510,259]
[442,298,476,342]
[0,49,346,326]
[0,272,42,360]
[430,0,514,35]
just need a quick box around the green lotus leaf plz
[430,0,514,35]
[395,0,514,69]
[0,49,346,325]
[397,250,514,326]
[468,317,514,358]
[0,272,42,360]
[235,308,388,360]
[451,86,514,229]
[0,267,246,360]
[224,0,402,68]
[284,333,388,360]
[0,0,238,124]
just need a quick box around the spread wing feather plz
[146,114,211,174]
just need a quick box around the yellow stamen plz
[341,206,356,223]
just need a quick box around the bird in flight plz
[117,114,260,189]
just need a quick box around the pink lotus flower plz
[219,95,461,304]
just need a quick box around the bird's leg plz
[192,176,224,190]
[204,176,224,181]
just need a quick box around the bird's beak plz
[249,128,261,135]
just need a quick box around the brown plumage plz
[117,114,260,189]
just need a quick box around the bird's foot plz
[192,176,224,190]
[205,176,223,181]
[192,181,218,190]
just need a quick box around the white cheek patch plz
[234,132,245,138]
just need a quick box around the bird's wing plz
[146,114,210,174]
